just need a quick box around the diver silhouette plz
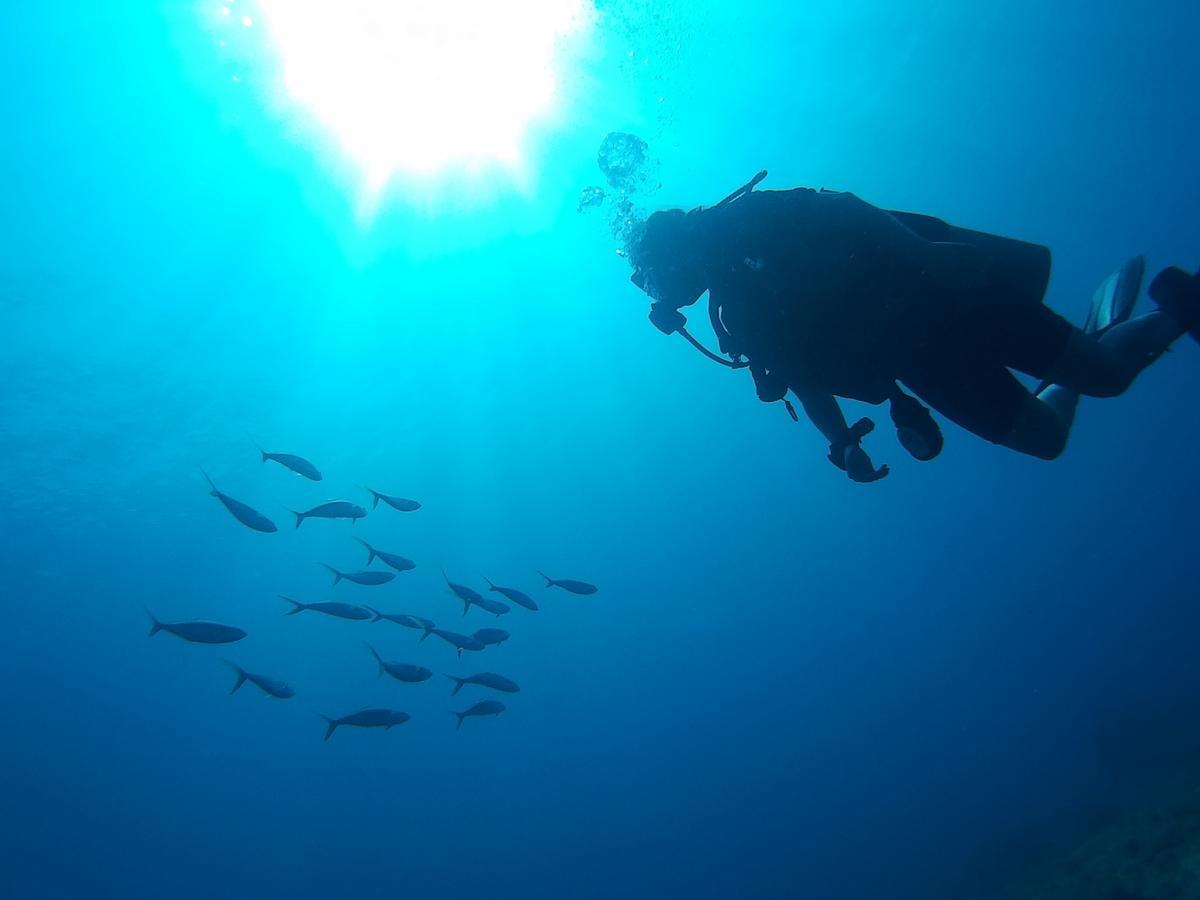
[627,172,1200,482]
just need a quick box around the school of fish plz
[147,439,599,740]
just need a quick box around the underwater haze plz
[3,2,1200,898]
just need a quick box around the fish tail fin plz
[418,625,433,642]
[445,674,464,696]
[453,711,465,731]
[483,576,496,591]
[462,601,470,617]
[321,563,342,585]
[145,608,161,637]
[364,605,383,623]
[292,510,304,529]
[281,595,305,615]
[365,642,384,674]
[366,488,381,509]
[246,432,267,462]
[198,466,218,496]
[537,570,554,588]
[319,714,338,741]
[225,660,247,694]
[353,537,377,565]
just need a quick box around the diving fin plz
[1084,254,1144,335]
[1149,265,1200,343]
[1035,255,1145,395]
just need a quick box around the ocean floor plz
[984,781,1200,899]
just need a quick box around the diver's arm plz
[794,389,889,483]
[795,390,850,445]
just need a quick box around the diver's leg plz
[1020,310,1184,454]
[1000,394,1070,460]
[1034,383,1081,434]
[1033,255,1147,426]
[1031,313,1180,441]
[1043,311,1185,398]
[900,364,1066,459]
[1041,265,1200,396]
[993,305,1192,457]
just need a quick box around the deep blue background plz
[2,2,1198,898]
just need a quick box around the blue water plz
[2,2,1199,898]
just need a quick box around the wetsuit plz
[704,188,1073,442]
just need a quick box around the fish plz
[452,700,506,730]
[474,596,511,617]
[365,488,421,512]
[429,628,485,657]
[445,672,520,696]
[200,468,277,533]
[291,500,367,529]
[247,434,322,481]
[280,596,372,621]
[320,564,395,586]
[471,628,509,647]
[483,577,538,611]
[353,538,416,572]
[442,569,486,614]
[319,708,410,741]
[538,571,598,595]
[365,644,432,683]
[365,608,436,634]
[146,610,246,644]
[225,661,294,698]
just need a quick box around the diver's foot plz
[889,393,943,461]
[1149,266,1200,342]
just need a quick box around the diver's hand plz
[826,417,888,483]
[842,445,890,483]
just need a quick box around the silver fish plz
[452,700,505,730]
[292,500,367,529]
[353,538,416,572]
[442,570,507,616]
[442,570,483,604]
[366,488,421,512]
[319,708,410,740]
[366,608,436,634]
[471,628,509,647]
[320,564,395,586]
[281,596,372,621]
[248,435,322,481]
[474,595,510,617]
[225,661,294,698]
[538,571,598,595]
[429,628,485,657]
[201,469,277,533]
[484,577,537,611]
[365,644,432,683]
[445,672,520,696]
[147,610,246,644]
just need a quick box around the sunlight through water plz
[230,0,594,193]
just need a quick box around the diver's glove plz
[828,418,889,483]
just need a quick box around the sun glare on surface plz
[223,0,593,193]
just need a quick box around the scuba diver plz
[627,172,1200,482]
